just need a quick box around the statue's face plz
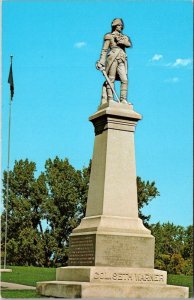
[115,24,123,32]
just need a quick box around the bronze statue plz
[96,18,132,104]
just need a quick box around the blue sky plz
[2,0,193,226]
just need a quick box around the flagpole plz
[4,55,13,269]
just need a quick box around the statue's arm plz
[96,34,111,70]
[99,39,110,65]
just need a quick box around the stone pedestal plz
[37,101,189,298]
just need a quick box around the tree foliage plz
[137,176,160,227]
[151,223,193,275]
[1,159,48,266]
[42,157,86,265]
[1,157,87,266]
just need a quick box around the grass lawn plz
[168,274,193,298]
[1,266,193,298]
[1,290,42,298]
[1,266,56,286]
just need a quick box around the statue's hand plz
[115,35,122,43]
[116,36,126,44]
[116,38,123,44]
[96,61,105,71]
[116,36,131,47]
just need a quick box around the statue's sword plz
[101,70,120,103]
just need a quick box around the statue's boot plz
[100,82,108,105]
[107,80,114,101]
[120,82,128,103]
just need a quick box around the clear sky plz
[2,0,193,227]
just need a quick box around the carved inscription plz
[68,235,95,266]
[93,272,165,283]
[99,235,153,267]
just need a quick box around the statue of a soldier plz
[96,18,132,104]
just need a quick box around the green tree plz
[136,176,160,227]
[150,222,193,275]
[168,253,185,275]
[6,228,45,266]
[154,253,171,271]
[151,222,186,256]
[180,225,193,275]
[181,225,193,260]
[1,159,48,266]
[42,157,85,265]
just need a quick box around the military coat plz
[99,32,132,78]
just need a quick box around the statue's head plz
[111,18,124,32]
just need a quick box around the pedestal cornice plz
[89,101,142,134]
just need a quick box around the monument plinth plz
[37,102,189,298]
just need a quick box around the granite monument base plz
[37,266,189,298]
[68,231,155,268]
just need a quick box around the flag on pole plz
[8,58,14,100]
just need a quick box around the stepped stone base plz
[36,266,189,298]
